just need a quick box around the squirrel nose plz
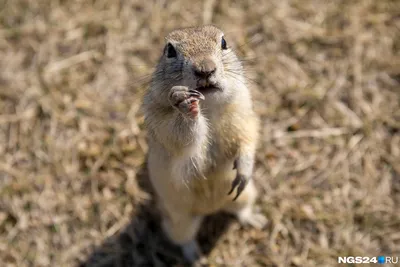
[193,59,216,78]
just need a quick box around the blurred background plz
[0,0,399,266]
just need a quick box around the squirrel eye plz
[166,43,177,58]
[221,37,227,50]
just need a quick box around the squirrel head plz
[151,25,246,104]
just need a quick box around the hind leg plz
[160,208,204,263]
[223,179,267,229]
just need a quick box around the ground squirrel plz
[142,25,266,262]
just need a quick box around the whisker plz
[225,70,261,87]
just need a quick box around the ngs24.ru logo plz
[338,256,398,264]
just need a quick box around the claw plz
[188,89,205,100]
[228,174,248,201]
[233,159,238,170]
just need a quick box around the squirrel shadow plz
[79,160,235,267]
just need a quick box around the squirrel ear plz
[221,37,227,50]
[166,43,177,58]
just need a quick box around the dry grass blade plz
[0,0,399,267]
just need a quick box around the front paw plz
[228,173,249,201]
[168,86,205,119]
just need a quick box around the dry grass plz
[1,0,400,266]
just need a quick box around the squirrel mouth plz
[196,81,221,93]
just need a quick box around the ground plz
[0,0,399,266]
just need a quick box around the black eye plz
[166,43,177,58]
[221,37,227,50]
